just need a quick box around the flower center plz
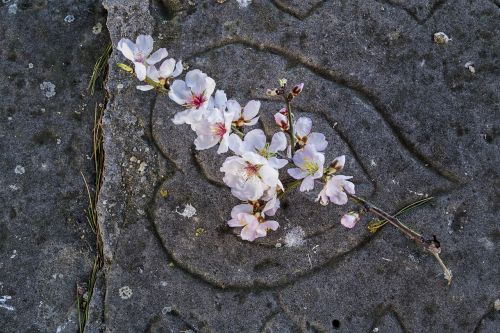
[212,122,226,138]
[190,94,206,109]
[303,158,319,175]
[134,52,145,63]
[244,162,260,178]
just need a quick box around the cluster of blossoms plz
[117,35,358,241]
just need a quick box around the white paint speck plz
[433,32,451,44]
[494,299,500,311]
[7,3,17,15]
[40,81,56,98]
[14,165,25,174]
[284,227,306,247]
[176,204,197,218]
[236,0,252,8]
[138,161,147,173]
[92,22,102,35]
[370,159,377,167]
[464,61,475,73]
[0,296,14,311]
[118,286,132,300]
[64,15,75,23]
[160,281,168,287]
[9,185,18,191]
[28,63,34,69]
[162,306,172,314]
[56,138,61,145]
[10,250,17,259]
[7,116,12,121]
[117,83,124,89]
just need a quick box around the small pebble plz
[28,63,34,69]
[64,15,75,23]
[117,83,124,89]
[8,3,17,14]
[92,22,102,35]
[14,165,25,175]
[434,32,451,44]
[464,61,475,73]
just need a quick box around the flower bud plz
[266,89,278,96]
[279,78,287,87]
[291,83,304,97]
[274,111,289,131]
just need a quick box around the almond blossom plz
[169,69,215,109]
[227,100,260,127]
[294,117,328,151]
[117,35,168,81]
[136,58,183,91]
[227,204,279,241]
[316,156,355,205]
[220,152,282,201]
[228,129,288,169]
[287,145,325,192]
[192,107,234,154]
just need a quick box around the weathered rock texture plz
[99,0,499,332]
[0,1,108,331]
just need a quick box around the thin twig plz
[285,97,295,155]
[348,193,452,285]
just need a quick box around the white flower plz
[294,117,327,151]
[172,90,225,131]
[227,100,260,127]
[287,145,325,192]
[316,155,355,205]
[169,69,216,109]
[227,205,279,242]
[340,212,360,228]
[192,108,234,154]
[220,152,282,201]
[136,58,183,91]
[117,35,168,81]
[261,188,280,217]
[228,129,288,169]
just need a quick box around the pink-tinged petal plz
[260,220,279,231]
[230,204,253,218]
[240,225,257,241]
[117,38,136,62]
[262,197,279,217]
[136,85,154,91]
[136,34,154,57]
[242,100,260,120]
[329,189,348,205]
[316,187,329,206]
[171,109,191,125]
[307,132,328,151]
[169,80,192,105]
[171,60,183,78]
[274,112,289,130]
[158,58,175,78]
[288,168,308,180]
[134,62,147,81]
[300,175,315,192]
[341,213,359,228]
[147,48,168,65]
[227,218,243,227]
[269,132,287,153]
[217,138,229,154]
[194,135,219,150]
[243,129,266,151]
[343,179,355,194]
[295,117,312,137]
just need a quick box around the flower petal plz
[243,129,266,151]
[287,168,308,180]
[158,58,175,78]
[134,62,147,81]
[269,132,287,152]
[136,34,154,57]
[136,85,154,91]
[171,60,183,78]
[117,38,136,62]
[226,100,242,120]
[242,100,260,120]
[299,175,315,192]
[295,117,312,137]
[230,204,253,218]
[307,132,328,151]
[169,80,192,105]
[147,48,168,65]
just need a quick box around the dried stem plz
[348,193,452,285]
[285,97,295,155]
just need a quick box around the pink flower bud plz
[291,83,304,96]
[340,212,359,229]
[274,111,289,131]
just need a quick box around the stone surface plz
[102,0,498,332]
[0,0,108,331]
